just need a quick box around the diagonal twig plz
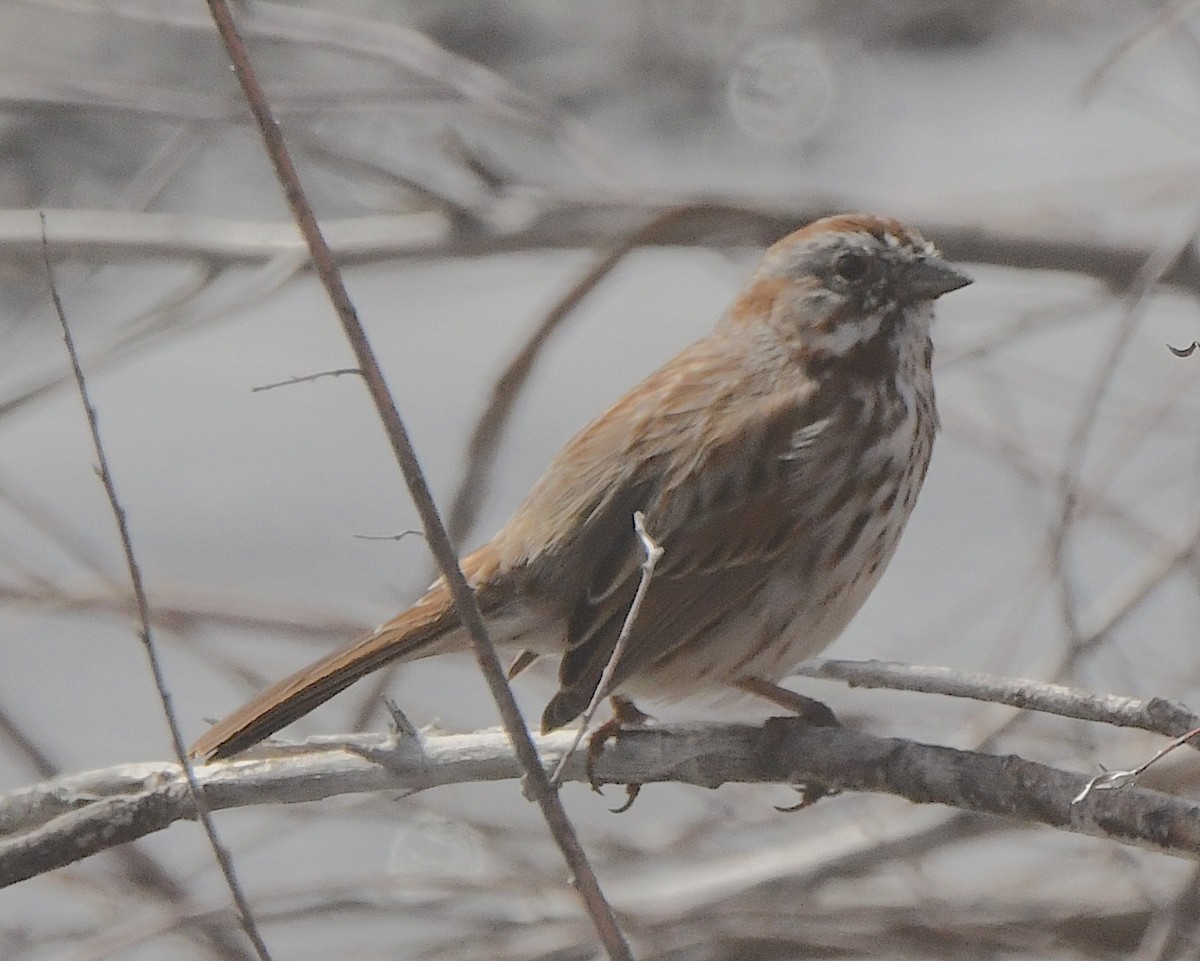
[203,4,634,958]
[353,203,718,733]
[39,214,274,960]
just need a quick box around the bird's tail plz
[190,586,464,760]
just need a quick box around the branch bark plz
[796,659,1200,739]
[4,718,1200,889]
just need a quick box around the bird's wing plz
[531,369,859,731]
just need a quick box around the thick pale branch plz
[3,719,1200,888]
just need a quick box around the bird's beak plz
[903,258,973,301]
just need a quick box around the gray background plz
[2,2,1200,958]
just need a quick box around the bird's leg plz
[738,677,840,811]
[735,676,840,727]
[587,695,653,812]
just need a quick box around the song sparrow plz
[191,213,970,760]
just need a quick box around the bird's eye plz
[833,250,869,284]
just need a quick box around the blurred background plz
[3,1,1200,958]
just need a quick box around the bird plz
[191,213,971,761]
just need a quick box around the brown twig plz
[1049,216,1200,673]
[351,529,424,542]
[203,4,635,958]
[353,203,706,732]
[39,214,274,960]
[1079,0,1200,102]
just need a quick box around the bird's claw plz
[585,696,653,810]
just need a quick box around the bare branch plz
[0,685,255,961]
[1080,0,1200,102]
[351,529,424,542]
[0,582,363,644]
[251,367,362,393]
[40,216,274,960]
[204,4,634,957]
[6,719,1200,889]
[795,659,1200,740]
[27,0,617,177]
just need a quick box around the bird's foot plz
[774,780,840,813]
[740,679,840,812]
[587,695,652,812]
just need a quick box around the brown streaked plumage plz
[191,214,971,760]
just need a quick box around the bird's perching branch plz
[5,717,1200,889]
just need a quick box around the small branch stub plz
[1073,724,1200,804]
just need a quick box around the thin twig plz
[351,529,424,542]
[251,368,361,392]
[1050,212,1200,671]
[1073,726,1200,804]
[39,215,274,961]
[28,0,618,180]
[0,691,254,961]
[0,581,363,643]
[203,5,634,958]
[551,512,663,784]
[1073,521,1200,659]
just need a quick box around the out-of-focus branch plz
[27,0,618,179]
[444,206,708,546]
[11,202,1200,295]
